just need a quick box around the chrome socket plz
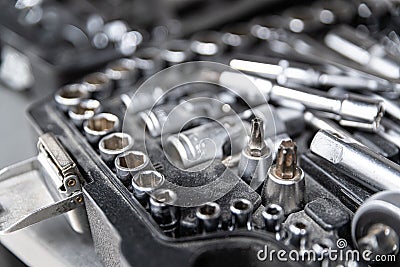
[68,99,101,127]
[196,202,221,233]
[140,99,234,137]
[55,83,90,111]
[132,170,165,199]
[250,16,284,41]
[83,113,120,144]
[190,31,225,57]
[114,150,150,183]
[133,48,164,77]
[230,198,253,230]
[98,132,133,164]
[262,204,285,233]
[221,23,253,50]
[165,115,248,169]
[238,118,272,189]
[288,221,309,249]
[105,58,137,88]
[150,189,180,229]
[160,39,194,65]
[262,140,305,215]
[82,72,113,99]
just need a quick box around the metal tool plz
[238,118,272,189]
[310,130,400,192]
[262,140,305,215]
[133,48,164,77]
[288,221,309,249]
[262,204,285,233]
[352,190,400,257]
[139,96,234,137]
[105,58,137,88]
[0,133,87,234]
[324,25,400,80]
[68,99,101,127]
[150,189,180,231]
[304,111,363,146]
[281,6,321,33]
[132,170,165,200]
[217,71,384,130]
[55,83,90,111]
[164,115,248,169]
[115,150,150,183]
[82,72,113,100]
[98,132,133,165]
[221,23,253,50]
[230,58,388,91]
[196,202,221,233]
[230,198,253,230]
[250,16,284,41]
[160,39,194,65]
[83,113,120,144]
[190,31,224,57]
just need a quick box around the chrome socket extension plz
[165,115,248,169]
[310,130,400,191]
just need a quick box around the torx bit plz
[275,140,297,179]
[262,139,305,214]
[238,118,272,189]
[248,118,266,157]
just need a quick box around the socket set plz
[2,0,400,266]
